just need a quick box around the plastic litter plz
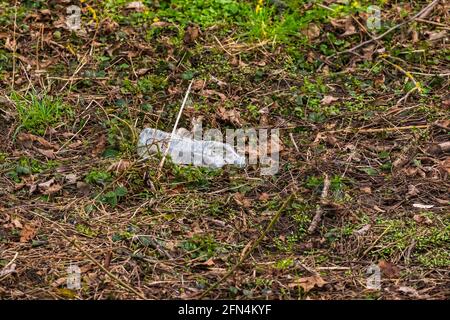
[137,128,246,168]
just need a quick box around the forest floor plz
[0,0,449,300]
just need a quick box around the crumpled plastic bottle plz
[137,128,246,168]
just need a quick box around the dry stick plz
[29,211,147,300]
[11,0,18,90]
[157,79,194,176]
[200,194,294,299]
[308,174,330,234]
[325,124,430,134]
[334,0,441,56]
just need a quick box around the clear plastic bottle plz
[137,128,246,168]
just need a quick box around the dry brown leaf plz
[17,133,58,150]
[303,23,320,40]
[442,99,450,109]
[107,160,132,174]
[151,21,171,28]
[360,186,372,194]
[192,79,205,91]
[217,107,242,126]
[425,30,447,41]
[203,89,227,101]
[38,179,55,189]
[42,184,62,195]
[258,193,270,202]
[12,218,23,229]
[36,148,56,159]
[38,179,62,195]
[92,134,106,156]
[202,258,215,267]
[4,37,16,51]
[135,68,150,76]
[353,224,371,235]
[413,214,432,225]
[184,25,200,43]
[126,1,146,11]
[321,95,339,105]
[407,184,419,197]
[341,22,356,37]
[440,158,450,174]
[378,260,400,278]
[68,140,83,149]
[20,224,36,243]
[64,173,77,185]
[397,286,420,297]
[289,274,326,292]
[234,193,251,208]
[330,17,357,37]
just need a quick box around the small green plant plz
[11,91,71,135]
[85,170,112,185]
[181,235,219,260]
[274,258,294,270]
[99,186,128,207]
[75,224,97,237]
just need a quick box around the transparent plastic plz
[137,128,246,168]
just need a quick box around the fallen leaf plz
[38,179,62,195]
[184,25,200,43]
[42,184,62,195]
[303,23,320,40]
[202,258,215,267]
[135,68,150,76]
[192,79,205,91]
[64,173,77,185]
[353,224,371,235]
[397,286,419,297]
[360,186,372,194]
[92,134,106,156]
[36,148,56,159]
[17,133,58,150]
[151,21,171,28]
[107,160,132,174]
[203,89,227,101]
[234,193,251,208]
[20,224,36,243]
[413,214,432,225]
[425,30,447,41]
[0,263,16,277]
[12,218,23,229]
[406,185,419,197]
[258,193,270,202]
[442,99,450,109]
[378,260,400,278]
[321,95,339,105]
[126,1,146,11]
[217,107,242,126]
[341,21,356,37]
[439,158,450,174]
[289,274,326,292]
[68,140,83,149]
[38,178,55,189]
[4,36,17,51]
[330,17,357,37]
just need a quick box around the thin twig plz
[199,194,294,299]
[325,124,430,134]
[308,174,330,234]
[333,0,441,56]
[157,79,194,176]
[11,0,18,90]
[29,211,147,299]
